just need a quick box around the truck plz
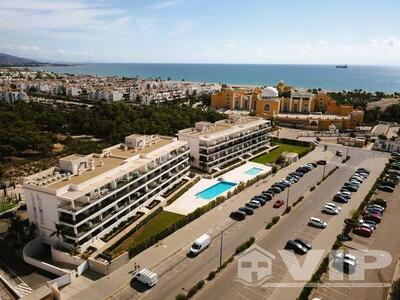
[190,234,211,255]
[134,268,158,287]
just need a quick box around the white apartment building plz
[23,134,190,252]
[178,115,271,172]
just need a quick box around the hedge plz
[166,177,200,205]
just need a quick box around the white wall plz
[51,247,84,266]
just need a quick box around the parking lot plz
[195,148,389,300]
[311,177,400,300]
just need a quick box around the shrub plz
[283,206,291,215]
[176,294,187,300]
[235,237,255,255]
[310,186,315,191]
[207,271,216,281]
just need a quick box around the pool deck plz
[165,162,272,215]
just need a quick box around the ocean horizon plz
[33,63,400,93]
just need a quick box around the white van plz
[134,268,158,287]
[190,234,211,255]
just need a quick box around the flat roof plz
[34,136,185,192]
[180,117,268,140]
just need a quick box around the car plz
[317,160,327,165]
[285,240,308,255]
[358,218,378,229]
[309,217,327,228]
[322,205,340,215]
[261,192,274,200]
[270,186,282,194]
[388,169,400,176]
[287,175,299,183]
[368,204,385,211]
[246,200,261,209]
[357,168,370,174]
[294,238,312,250]
[309,162,318,168]
[391,165,400,171]
[355,172,368,178]
[364,208,383,215]
[303,165,313,171]
[280,180,291,187]
[371,199,387,208]
[336,150,343,156]
[353,226,373,237]
[296,167,308,174]
[366,205,385,212]
[272,183,286,190]
[326,202,342,211]
[346,180,360,187]
[336,192,351,200]
[230,210,246,220]
[350,176,363,183]
[380,181,396,188]
[358,222,376,231]
[239,207,254,215]
[363,213,381,223]
[377,185,394,192]
[273,200,285,208]
[265,188,276,195]
[391,152,400,157]
[333,252,358,273]
[252,197,266,205]
[291,171,304,177]
[339,190,352,197]
[342,185,357,192]
[334,194,348,203]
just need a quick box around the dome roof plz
[261,86,278,98]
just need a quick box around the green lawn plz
[0,201,16,213]
[110,211,183,256]
[251,142,311,165]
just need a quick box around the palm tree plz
[8,214,23,246]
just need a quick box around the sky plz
[0,0,400,65]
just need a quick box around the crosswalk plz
[327,160,358,171]
[16,282,33,296]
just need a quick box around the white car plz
[352,174,364,181]
[309,217,327,228]
[339,190,352,197]
[322,205,340,215]
[334,252,358,265]
[368,204,385,211]
[325,202,341,211]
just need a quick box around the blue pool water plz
[245,167,264,176]
[196,181,237,200]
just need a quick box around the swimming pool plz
[196,181,237,200]
[245,167,264,176]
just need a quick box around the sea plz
[33,63,400,93]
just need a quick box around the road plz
[102,145,386,300]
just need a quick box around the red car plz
[317,160,327,165]
[353,226,373,237]
[363,213,382,224]
[273,200,285,208]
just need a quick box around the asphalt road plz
[108,144,387,300]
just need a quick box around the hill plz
[0,53,42,66]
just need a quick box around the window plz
[264,104,271,112]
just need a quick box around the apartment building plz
[23,134,190,252]
[178,115,271,172]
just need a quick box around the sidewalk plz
[61,147,332,299]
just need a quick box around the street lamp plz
[286,185,290,209]
[219,230,224,267]
[322,163,326,180]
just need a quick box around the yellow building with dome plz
[211,86,364,130]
